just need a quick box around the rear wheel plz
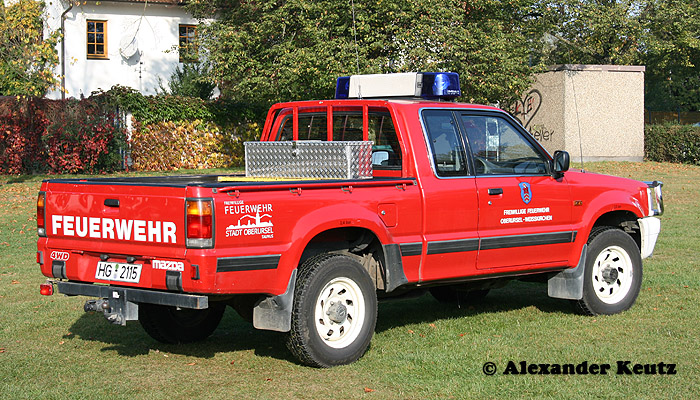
[575,227,642,315]
[139,303,225,344]
[287,253,377,368]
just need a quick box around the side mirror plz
[372,150,390,166]
[552,150,570,178]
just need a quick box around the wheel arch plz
[298,226,406,292]
[281,204,402,292]
[589,210,641,251]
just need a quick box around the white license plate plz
[95,261,142,283]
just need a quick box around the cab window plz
[460,114,548,175]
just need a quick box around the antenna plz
[569,70,585,171]
[350,0,360,74]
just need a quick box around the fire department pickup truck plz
[37,72,663,367]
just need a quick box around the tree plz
[642,0,700,111]
[187,0,547,106]
[536,0,646,65]
[159,62,217,100]
[0,0,60,97]
[534,0,699,112]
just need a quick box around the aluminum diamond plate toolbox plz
[245,141,373,179]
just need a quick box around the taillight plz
[186,199,214,248]
[37,192,46,237]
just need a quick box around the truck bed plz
[44,174,413,189]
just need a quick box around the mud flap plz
[382,244,409,292]
[253,269,296,332]
[547,244,586,300]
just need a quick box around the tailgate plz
[40,181,188,288]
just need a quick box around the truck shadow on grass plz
[375,281,573,333]
[65,281,571,363]
[66,310,295,362]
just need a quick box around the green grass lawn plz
[1,162,698,399]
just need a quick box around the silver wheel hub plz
[591,245,634,304]
[326,301,348,324]
[601,266,619,284]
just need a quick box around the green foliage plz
[536,0,699,112]
[0,0,60,96]
[645,123,700,164]
[537,0,645,65]
[643,0,700,111]
[187,0,545,105]
[159,63,217,100]
[96,85,214,125]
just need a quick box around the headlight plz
[644,181,664,216]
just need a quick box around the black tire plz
[286,253,377,368]
[139,302,226,344]
[575,227,642,315]
[429,285,490,305]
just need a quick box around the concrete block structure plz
[512,65,646,162]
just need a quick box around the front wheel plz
[139,303,225,344]
[575,227,642,315]
[287,253,377,367]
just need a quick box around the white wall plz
[44,0,199,99]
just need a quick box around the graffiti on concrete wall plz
[511,89,554,143]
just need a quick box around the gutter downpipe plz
[60,2,73,100]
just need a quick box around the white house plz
[43,0,202,99]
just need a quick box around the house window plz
[87,20,107,59]
[179,24,197,62]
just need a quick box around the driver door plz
[459,113,575,271]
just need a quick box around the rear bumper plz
[55,281,209,309]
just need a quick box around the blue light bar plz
[335,76,350,99]
[420,72,461,100]
[334,72,461,100]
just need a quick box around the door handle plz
[488,188,503,195]
[104,199,120,207]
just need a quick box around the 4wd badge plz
[519,182,532,204]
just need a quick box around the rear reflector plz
[40,283,54,296]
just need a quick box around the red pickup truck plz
[37,72,663,367]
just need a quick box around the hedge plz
[0,88,264,175]
[129,120,260,171]
[0,96,124,174]
[645,124,700,165]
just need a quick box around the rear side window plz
[422,110,469,177]
[368,111,401,168]
[274,106,402,170]
[277,113,327,141]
